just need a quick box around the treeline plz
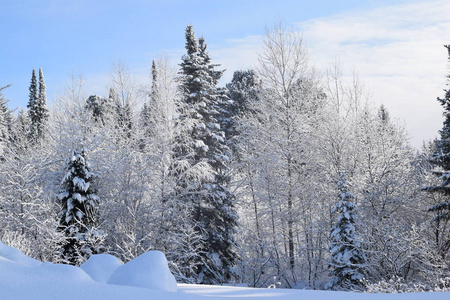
[0,24,449,291]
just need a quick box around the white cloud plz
[299,0,450,148]
[211,0,450,149]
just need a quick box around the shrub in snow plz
[108,251,177,292]
[366,276,450,293]
[80,254,122,283]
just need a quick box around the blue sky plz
[1,0,449,148]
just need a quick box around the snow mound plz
[34,262,94,283]
[0,240,41,267]
[81,254,122,283]
[108,251,177,292]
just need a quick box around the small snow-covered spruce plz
[328,172,366,291]
[422,45,450,242]
[57,149,104,266]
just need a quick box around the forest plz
[0,24,449,292]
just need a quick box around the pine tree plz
[422,45,450,258]
[328,172,366,291]
[171,25,238,284]
[27,68,49,143]
[57,149,103,265]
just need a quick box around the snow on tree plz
[328,171,366,291]
[422,44,450,259]
[170,25,238,284]
[109,62,135,139]
[0,84,12,160]
[27,68,49,143]
[57,149,104,266]
[225,69,261,146]
[85,94,114,126]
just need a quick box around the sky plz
[1,0,449,149]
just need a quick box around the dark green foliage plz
[423,45,450,224]
[172,25,238,284]
[27,68,49,143]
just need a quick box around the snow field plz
[1,240,450,299]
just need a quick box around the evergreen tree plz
[27,69,37,113]
[57,149,103,265]
[422,45,450,258]
[225,69,260,150]
[0,85,12,160]
[328,172,366,291]
[85,94,113,126]
[27,68,49,143]
[171,25,238,284]
[226,69,260,117]
[110,87,133,138]
[139,60,158,142]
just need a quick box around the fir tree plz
[27,68,49,143]
[171,25,238,284]
[328,172,366,291]
[57,149,103,265]
[422,45,450,258]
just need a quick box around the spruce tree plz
[58,149,103,265]
[422,45,450,257]
[171,25,238,284]
[27,69,37,113]
[27,68,49,143]
[139,60,158,141]
[328,172,366,291]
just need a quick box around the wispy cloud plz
[211,0,450,148]
[299,0,450,148]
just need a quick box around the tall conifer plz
[423,45,450,257]
[27,68,49,142]
[171,25,238,284]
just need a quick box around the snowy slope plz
[1,241,449,300]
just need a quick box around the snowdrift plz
[1,240,450,300]
[108,251,177,292]
[80,253,123,283]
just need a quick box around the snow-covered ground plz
[1,241,449,300]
